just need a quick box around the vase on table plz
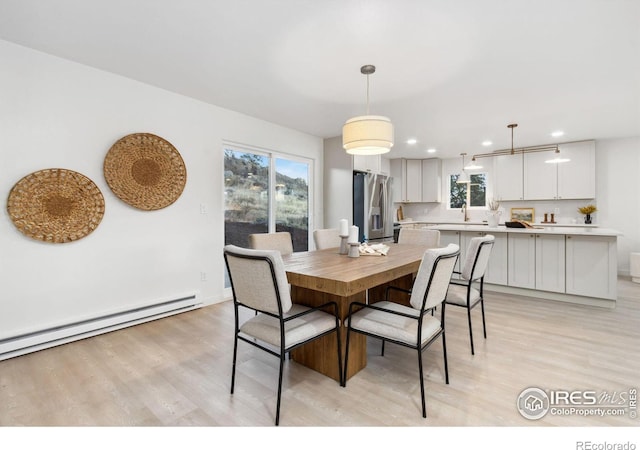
[487,210,501,227]
[584,214,592,224]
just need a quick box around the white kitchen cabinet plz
[524,151,557,200]
[390,158,424,203]
[495,140,595,201]
[390,158,403,203]
[557,141,595,199]
[523,140,595,200]
[390,158,441,203]
[421,158,442,202]
[484,232,508,285]
[380,157,390,176]
[405,159,422,202]
[494,153,524,201]
[353,154,381,173]
[535,233,565,293]
[461,231,508,285]
[507,233,536,289]
[566,234,617,300]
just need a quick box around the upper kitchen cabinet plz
[523,151,558,200]
[353,154,390,175]
[495,140,596,201]
[556,141,595,199]
[390,158,441,203]
[494,153,524,201]
[524,140,595,200]
[421,158,442,202]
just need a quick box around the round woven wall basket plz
[104,133,186,210]
[7,168,105,243]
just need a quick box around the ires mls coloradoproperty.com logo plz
[517,387,638,420]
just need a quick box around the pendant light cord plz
[366,73,370,115]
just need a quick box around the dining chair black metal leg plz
[381,339,385,356]
[442,331,450,384]
[467,306,475,355]
[275,352,285,426]
[343,326,352,387]
[480,298,487,339]
[418,347,427,418]
[231,334,238,394]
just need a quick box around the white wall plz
[0,40,323,340]
[322,136,352,232]
[595,137,640,276]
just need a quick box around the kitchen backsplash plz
[397,199,598,225]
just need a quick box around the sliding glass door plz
[224,146,311,287]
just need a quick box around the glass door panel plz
[275,158,309,252]
[224,149,269,247]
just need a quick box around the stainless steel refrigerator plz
[353,171,394,243]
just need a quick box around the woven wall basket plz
[104,133,187,210]
[7,168,105,243]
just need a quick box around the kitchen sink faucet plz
[462,202,469,222]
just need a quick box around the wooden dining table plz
[282,243,430,382]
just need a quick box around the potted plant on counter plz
[578,204,597,224]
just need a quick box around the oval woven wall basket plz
[7,168,105,243]
[103,133,187,210]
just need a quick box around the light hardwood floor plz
[1,279,639,427]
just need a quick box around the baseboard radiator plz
[0,293,201,361]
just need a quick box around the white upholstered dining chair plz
[248,231,294,256]
[313,228,341,250]
[445,234,495,355]
[397,228,440,247]
[342,243,460,418]
[223,244,342,426]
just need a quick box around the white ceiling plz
[1,0,639,159]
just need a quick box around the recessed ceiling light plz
[406,138,418,145]
[482,140,492,146]
[426,148,436,153]
[551,130,564,137]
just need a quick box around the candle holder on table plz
[348,242,360,258]
[339,235,349,254]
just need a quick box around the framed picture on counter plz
[511,207,534,222]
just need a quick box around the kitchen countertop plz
[395,219,598,228]
[423,223,623,237]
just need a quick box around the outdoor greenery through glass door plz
[224,148,310,287]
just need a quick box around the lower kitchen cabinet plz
[508,233,565,292]
[428,225,619,305]
[566,234,617,300]
[507,233,536,289]
[461,231,508,285]
[535,233,566,293]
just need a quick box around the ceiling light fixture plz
[406,138,417,145]
[551,130,565,137]
[482,140,492,146]
[469,123,570,165]
[464,156,483,170]
[427,148,437,153]
[545,148,571,164]
[456,153,470,183]
[342,65,394,155]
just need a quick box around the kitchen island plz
[424,224,622,308]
